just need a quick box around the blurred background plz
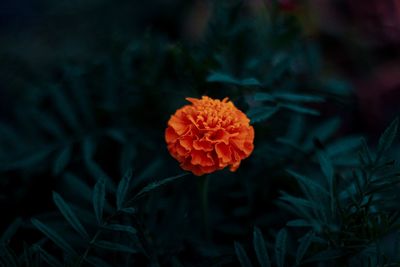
[1,0,400,266]
[1,0,399,133]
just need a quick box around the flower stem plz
[198,175,210,240]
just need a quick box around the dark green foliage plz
[235,242,254,267]
[253,227,271,267]
[1,1,399,267]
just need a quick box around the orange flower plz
[165,96,254,176]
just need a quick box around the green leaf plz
[67,68,95,126]
[323,78,352,95]
[234,242,254,267]
[304,249,346,263]
[207,72,261,86]
[49,84,80,130]
[63,173,93,204]
[274,93,324,103]
[1,217,22,243]
[303,118,341,151]
[30,109,65,139]
[53,146,72,175]
[85,256,113,267]
[0,244,18,267]
[31,218,78,258]
[103,224,137,235]
[253,93,275,102]
[275,228,288,267]
[93,178,106,224]
[247,106,279,123]
[120,207,136,214]
[253,227,271,267]
[207,72,237,84]
[241,78,261,86]
[94,240,137,253]
[376,118,398,163]
[325,136,362,157]
[116,169,133,209]
[0,147,54,171]
[296,231,314,264]
[360,138,373,165]
[133,173,189,200]
[286,219,312,227]
[317,151,334,181]
[36,246,63,267]
[53,192,89,239]
[279,103,320,116]
[317,151,335,214]
[286,170,329,197]
[82,139,115,191]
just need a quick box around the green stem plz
[198,175,210,240]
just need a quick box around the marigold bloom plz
[165,96,254,176]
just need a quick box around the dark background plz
[1,0,400,266]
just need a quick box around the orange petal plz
[168,114,189,135]
[191,150,214,166]
[193,139,213,151]
[215,143,232,164]
[179,136,193,150]
[165,127,179,143]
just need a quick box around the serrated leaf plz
[94,240,136,253]
[31,218,78,258]
[253,227,271,267]
[53,192,89,239]
[234,242,254,267]
[103,224,137,235]
[93,178,106,224]
[296,231,314,264]
[36,246,63,267]
[116,169,133,209]
[376,118,398,163]
[275,228,288,267]
[53,146,72,175]
[279,103,320,116]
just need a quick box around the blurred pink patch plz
[349,0,400,44]
[356,62,400,131]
